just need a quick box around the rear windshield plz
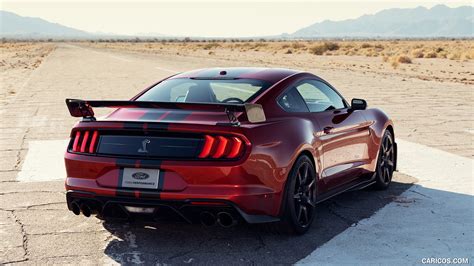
[137,78,271,104]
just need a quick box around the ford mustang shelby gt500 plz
[65,67,396,234]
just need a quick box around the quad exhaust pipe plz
[199,211,237,227]
[80,203,92,217]
[71,201,81,215]
[73,200,237,227]
[217,212,237,228]
[199,211,217,226]
[71,201,94,217]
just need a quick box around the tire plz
[373,130,395,190]
[273,155,317,234]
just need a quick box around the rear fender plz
[362,108,395,172]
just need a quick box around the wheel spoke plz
[387,159,394,167]
[296,204,303,221]
[306,179,315,191]
[303,163,309,180]
[305,198,316,208]
[301,206,308,224]
[292,160,316,227]
[384,167,390,182]
[385,145,393,156]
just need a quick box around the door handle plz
[323,126,334,134]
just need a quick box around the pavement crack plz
[409,189,432,199]
[166,250,194,261]
[13,128,30,171]
[26,202,65,210]
[0,191,63,196]
[10,210,30,262]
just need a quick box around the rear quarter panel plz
[361,108,395,172]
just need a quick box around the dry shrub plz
[203,43,220,50]
[411,49,424,58]
[391,60,399,69]
[382,56,390,62]
[397,55,412,64]
[360,43,371,48]
[292,42,306,49]
[325,42,340,51]
[447,53,461,60]
[310,44,327,55]
[285,49,293,54]
[310,42,339,55]
[424,51,437,58]
[281,44,290,49]
[374,44,384,49]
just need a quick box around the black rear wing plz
[65,98,266,126]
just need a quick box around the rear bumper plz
[66,190,279,224]
[65,150,286,218]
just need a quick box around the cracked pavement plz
[0,43,470,264]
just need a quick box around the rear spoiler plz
[65,98,266,126]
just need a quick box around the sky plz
[0,0,471,37]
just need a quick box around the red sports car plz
[65,67,396,234]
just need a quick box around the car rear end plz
[65,106,285,228]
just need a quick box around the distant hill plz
[289,5,474,38]
[0,10,91,39]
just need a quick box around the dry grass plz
[0,42,55,71]
[84,39,474,63]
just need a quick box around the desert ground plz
[0,41,472,264]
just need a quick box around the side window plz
[278,87,309,113]
[295,80,346,112]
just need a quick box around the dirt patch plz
[0,42,56,102]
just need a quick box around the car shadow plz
[102,173,416,264]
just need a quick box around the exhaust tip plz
[199,211,217,227]
[80,204,91,217]
[71,201,81,215]
[217,212,236,228]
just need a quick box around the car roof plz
[170,67,302,83]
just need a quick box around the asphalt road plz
[0,44,465,264]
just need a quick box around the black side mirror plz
[351,98,367,110]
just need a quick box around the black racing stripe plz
[115,158,163,168]
[161,111,191,122]
[116,168,132,197]
[122,121,168,131]
[147,123,170,130]
[117,168,124,187]
[158,171,165,192]
[139,110,170,121]
[115,159,163,199]
[122,122,145,130]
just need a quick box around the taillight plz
[71,130,99,154]
[199,135,244,159]
[198,135,215,158]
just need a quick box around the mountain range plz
[0,10,91,38]
[0,5,473,39]
[288,5,473,38]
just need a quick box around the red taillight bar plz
[72,131,81,152]
[71,130,99,154]
[198,134,244,159]
[80,131,90,153]
[212,136,228,158]
[89,131,99,153]
[198,135,215,158]
[227,137,242,158]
